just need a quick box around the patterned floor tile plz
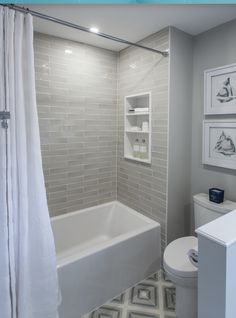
[90,306,122,318]
[85,270,176,318]
[112,293,125,304]
[130,283,158,308]
[147,273,159,282]
[128,311,159,318]
[163,287,176,311]
[162,271,171,282]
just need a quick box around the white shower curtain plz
[0,7,59,318]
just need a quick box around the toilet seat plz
[164,236,198,278]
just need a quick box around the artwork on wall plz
[203,120,236,170]
[204,63,236,114]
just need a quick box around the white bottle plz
[142,121,149,132]
[140,139,148,159]
[133,139,140,158]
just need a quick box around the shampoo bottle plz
[140,139,148,159]
[133,138,140,158]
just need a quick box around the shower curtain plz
[0,7,59,318]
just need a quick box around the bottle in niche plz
[140,139,148,159]
[133,138,140,158]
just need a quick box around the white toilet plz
[163,193,236,318]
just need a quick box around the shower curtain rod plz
[2,4,169,57]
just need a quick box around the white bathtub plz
[51,201,161,318]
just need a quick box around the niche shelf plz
[124,92,151,164]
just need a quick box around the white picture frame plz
[203,120,236,170]
[204,63,236,114]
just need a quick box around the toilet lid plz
[164,236,198,278]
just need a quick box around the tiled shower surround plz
[34,30,169,247]
[34,33,117,216]
[117,29,169,247]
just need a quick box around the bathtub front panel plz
[58,225,160,318]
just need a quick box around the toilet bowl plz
[163,193,236,318]
[164,236,198,318]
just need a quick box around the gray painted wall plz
[167,20,236,241]
[34,33,117,216]
[191,19,236,213]
[167,27,193,243]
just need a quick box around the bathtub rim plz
[51,200,160,268]
[51,200,156,224]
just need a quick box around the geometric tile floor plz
[82,271,176,318]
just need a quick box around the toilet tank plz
[193,193,236,229]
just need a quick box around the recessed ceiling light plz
[65,49,72,54]
[90,27,99,34]
[129,63,137,69]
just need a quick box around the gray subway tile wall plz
[34,32,118,216]
[34,29,169,249]
[117,29,169,248]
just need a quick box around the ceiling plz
[28,4,236,51]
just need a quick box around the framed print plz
[203,120,236,170]
[204,64,236,114]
